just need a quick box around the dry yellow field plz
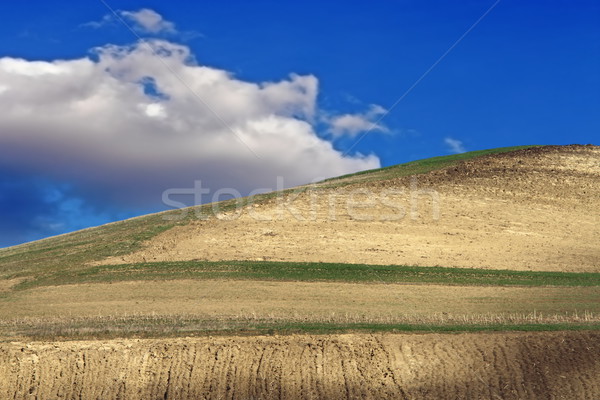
[2,279,599,320]
[1,279,598,340]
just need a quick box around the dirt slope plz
[103,145,600,271]
[1,332,599,400]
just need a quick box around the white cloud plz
[120,9,176,34]
[0,40,379,208]
[80,14,114,30]
[328,104,389,137]
[0,58,68,76]
[444,137,466,154]
[143,103,167,118]
[82,9,179,36]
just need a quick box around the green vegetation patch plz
[13,260,600,290]
[4,318,599,341]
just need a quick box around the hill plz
[0,144,599,399]
[100,144,600,272]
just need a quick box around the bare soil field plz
[1,331,599,400]
[104,145,600,271]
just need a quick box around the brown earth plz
[1,331,599,400]
[101,145,600,272]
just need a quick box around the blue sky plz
[0,0,598,247]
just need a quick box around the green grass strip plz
[13,260,600,290]
[8,322,600,341]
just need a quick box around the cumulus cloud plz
[328,104,389,137]
[0,40,379,211]
[444,137,466,154]
[120,9,176,34]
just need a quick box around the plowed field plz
[2,332,599,399]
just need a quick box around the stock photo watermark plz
[162,176,440,222]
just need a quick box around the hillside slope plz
[102,145,600,272]
[0,144,598,340]
[0,145,541,280]
[0,145,599,399]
